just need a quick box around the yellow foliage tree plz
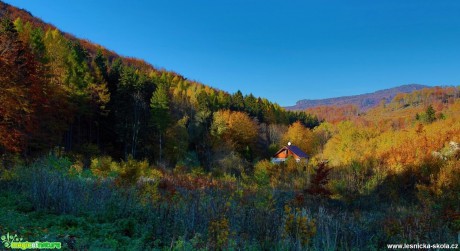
[211,110,258,151]
[322,121,379,167]
[281,121,315,155]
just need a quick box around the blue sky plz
[4,0,460,106]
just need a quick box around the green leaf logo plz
[1,232,22,248]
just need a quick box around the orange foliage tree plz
[281,121,315,155]
[0,18,68,154]
[211,110,258,158]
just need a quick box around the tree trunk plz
[159,133,162,165]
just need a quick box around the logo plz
[1,232,61,250]
[1,233,23,248]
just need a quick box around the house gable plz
[272,144,309,163]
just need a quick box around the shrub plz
[17,156,114,215]
[208,217,230,250]
[90,156,119,178]
[281,205,316,249]
[254,160,271,187]
[115,156,149,187]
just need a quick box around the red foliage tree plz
[305,162,332,198]
[0,18,68,154]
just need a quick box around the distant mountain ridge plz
[285,84,429,111]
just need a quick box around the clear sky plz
[4,0,460,106]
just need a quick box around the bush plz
[212,151,248,177]
[90,156,119,178]
[115,156,149,187]
[18,156,114,215]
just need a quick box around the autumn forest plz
[1,2,459,250]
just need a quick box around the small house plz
[272,142,309,164]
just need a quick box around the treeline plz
[306,86,460,125]
[0,16,318,169]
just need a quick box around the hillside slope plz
[285,84,428,111]
[0,1,194,78]
[0,1,318,166]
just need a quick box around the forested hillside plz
[0,1,318,169]
[1,2,459,250]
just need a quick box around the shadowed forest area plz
[1,2,459,250]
